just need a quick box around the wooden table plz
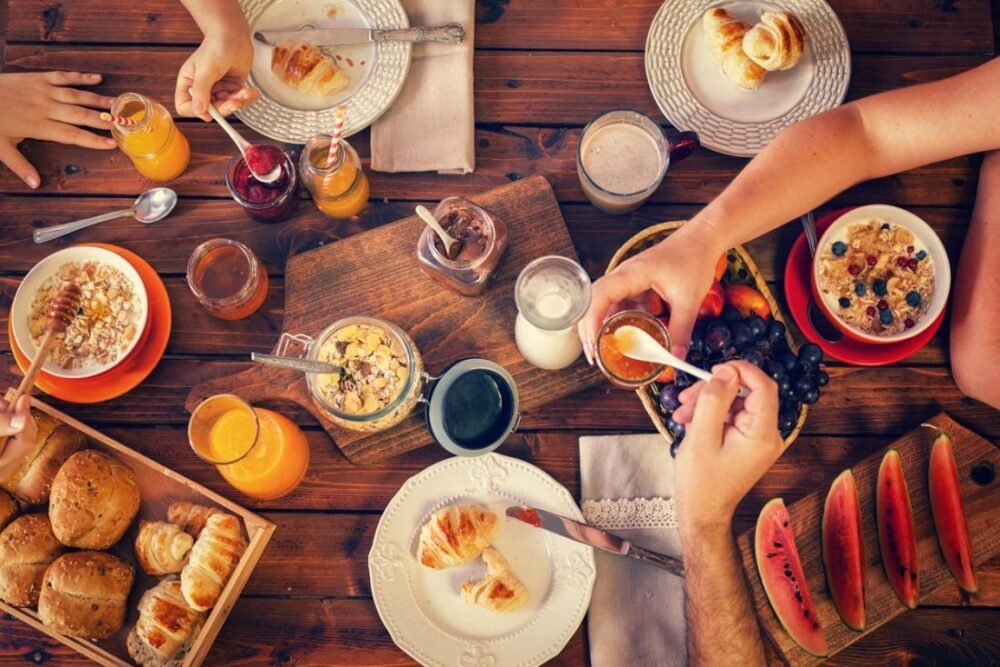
[0,1,998,664]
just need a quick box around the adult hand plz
[0,395,37,483]
[671,361,784,533]
[175,29,257,121]
[0,71,116,189]
[578,222,725,365]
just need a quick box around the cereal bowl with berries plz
[812,205,950,344]
[12,246,149,378]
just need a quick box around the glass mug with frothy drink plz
[577,110,699,214]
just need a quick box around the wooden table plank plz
[6,0,993,54]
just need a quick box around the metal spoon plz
[34,187,178,244]
[205,102,282,183]
[800,212,843,343]
[252,352,343,377]
[415,205,459,258]
[613,325,749,397]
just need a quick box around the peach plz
[724,285,772,319]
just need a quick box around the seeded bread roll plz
[0,412,86,506]
[0,514,66,607]
[49,450,141,549]
[38,551,134,639]
[127,578,204,667]
[0,489,19,532]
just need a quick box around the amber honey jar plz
[596,310,669,389]
[186,239,268,320]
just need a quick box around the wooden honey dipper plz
[0,281,82,454]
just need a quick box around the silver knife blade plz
[254,27,373,47]
[506,505,685,577]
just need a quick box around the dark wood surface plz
[0,0,998,664]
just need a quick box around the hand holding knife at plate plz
[254,24,465,47]
[506,506,685,577]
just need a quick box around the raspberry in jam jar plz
[225,144,298,223]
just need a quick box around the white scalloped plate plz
[237,0,411,143]
[646,0,851,156]
[369,454,595,667]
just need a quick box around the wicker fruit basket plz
[606,220,808,447]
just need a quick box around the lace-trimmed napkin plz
[580,434,687,667]
[369,0,475,174]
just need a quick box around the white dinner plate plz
[369,454,596,667]
[237,0,411,143]
[646,0,851,156]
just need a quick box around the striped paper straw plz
[326,106,347,168]
[100,112,138,128]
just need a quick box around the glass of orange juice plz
[298,134,369,218]
[110,92,190,182]
[188,394,309,500]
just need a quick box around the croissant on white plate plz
[135,521,194,576]
[743,11,806,71]
[702,8,766,91]
[417,504,499,570]
[271,40,350,97]
[461,547,529,613]
[180,513,247,612]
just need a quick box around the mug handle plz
[667,131,699,164]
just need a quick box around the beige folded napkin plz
[580,434,687,667]
[370,0,475,174]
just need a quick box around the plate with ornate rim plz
[237,0,411,143]
[645,0,851,156]
[369,453,595,667]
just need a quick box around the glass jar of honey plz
[110,92,190,182]
[596,310,670,389]
[299,134,370,219]
[186,239,268,320]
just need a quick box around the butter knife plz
[253,24,465,47]
[506,506,685,577]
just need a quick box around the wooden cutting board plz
[737,413,999,665]
[186,175,602,464]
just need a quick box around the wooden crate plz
[0,396,275,667]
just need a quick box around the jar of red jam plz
[225,144,298,223]
[415,197,509,296]
[596,310,670,389]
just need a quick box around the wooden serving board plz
[186,175,602,464]
[737,413,999,665]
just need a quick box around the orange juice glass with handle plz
[189,394,309,500]
[299,134,370,218]
[110,92,190,182]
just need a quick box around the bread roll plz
[0,489,18,532]
[743,11,806,71]
[417,504,499,570]
[181,513,247,612]
[702,8,766,91]
[38,551,134,639]
[461,547,529,613]
[271,40,350,97]
[0,514,66,607]
[167,501,221,539]
[0,411,86,506]
[135,521,194,576]
[127,578,204,667]
[49,449,140,549]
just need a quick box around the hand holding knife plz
[254,24,465,48]
[506,506,685,578]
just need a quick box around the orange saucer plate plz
[9,244,171,403]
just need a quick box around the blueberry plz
[659,384,682,411]
[831,241,848,256]
[855,282,866,296]
[879,309,893,325]
[906,291,921,307]
[816,370,830,387]
[766,320,786,342]
[747,315,768,339]
[798,343,823,366]
[838,296,851,308]
[916,250,927,261]
[880,223,891,231]
[872,279,887,297]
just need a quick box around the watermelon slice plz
[928,428,978,593]
[876,449,919,608]
[822,469,866,630]
[755,498,829,657]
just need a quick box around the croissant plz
[180,513,247,612]
[743,11,806,71]
[461,547,529,613]
[167,501,221,539]
[417,504,499,570]
[135,521,194,576]
[271,40,350,97]
[702,8,766,91]
[127,578,204,667]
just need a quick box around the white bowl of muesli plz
[812,205,950,344]
[12,247,149,378]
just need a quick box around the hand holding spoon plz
[415,205,459,259]
[205,102,282,183]
[613,325,749,397]
[34,188,177,244]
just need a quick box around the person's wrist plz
[675,212,731,261]
[678,514,733,545]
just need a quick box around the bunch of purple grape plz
[658,308,827,457]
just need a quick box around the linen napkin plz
[580,434,687,667]
[370,0,475,174]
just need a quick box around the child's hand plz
[0,395,37,483]
[175,30,256,121]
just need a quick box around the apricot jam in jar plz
[596,310,669,389]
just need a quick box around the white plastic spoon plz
[614,325,749,397]
[415,205,459,258]
[205,102,282,183]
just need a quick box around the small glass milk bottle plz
[299,134,370,218]
[514,256,592,370]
